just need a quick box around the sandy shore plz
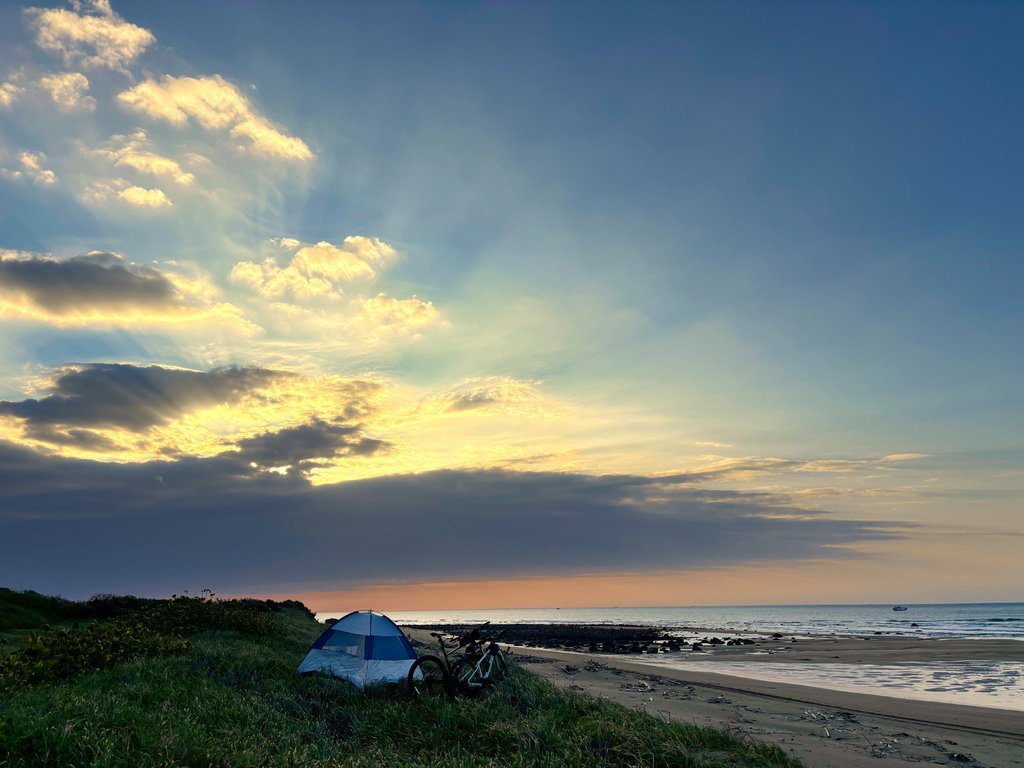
[405,627,1024,768]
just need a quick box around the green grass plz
[0,593,802,768]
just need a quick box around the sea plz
[316,603,1024,710]
[316,602,1024,640]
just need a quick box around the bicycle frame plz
[452,641,508,689]
[427,622,508,691]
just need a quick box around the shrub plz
[0,594,277,691]
[0,588,92,631]
[262,598,317,620]
[0,618,187,690]
[139,595,278,637]
[84,593,154,618]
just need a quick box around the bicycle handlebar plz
[485,627,509,643]
[456,621,491,647]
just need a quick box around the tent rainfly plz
[297,610,418,688]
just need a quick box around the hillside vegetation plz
[0,589,95,634]
[0,589,801,767]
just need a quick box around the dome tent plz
[297,610,418,688]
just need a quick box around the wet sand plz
[405,627,1024,768]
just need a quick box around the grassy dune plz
[0,590,801,768]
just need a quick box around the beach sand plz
[405,628,1024,768]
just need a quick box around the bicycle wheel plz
[407,655,450,698]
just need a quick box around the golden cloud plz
[358,294,439,332]
[0,151,57,185]
[38,71,95,112]
[231,237,394,300]
[79,177,172,208]
[27,0,154,72]
[0,82,24,108]
[117,184,171,208]
[91,130,194,186]
[881,453,930,462]
[117,75,313,160]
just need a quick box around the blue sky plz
[0,1,1020,606]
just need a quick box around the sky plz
[0,0,1021,610]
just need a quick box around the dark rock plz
[403,621,682,657]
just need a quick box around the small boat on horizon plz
[892,605,909,611]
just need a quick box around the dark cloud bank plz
[0,440,900,598]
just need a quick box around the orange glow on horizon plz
[254,536,1024,612]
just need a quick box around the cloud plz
[231,238,394,299]
[38,71,95,111]
[118,185,171,207]
[679,453,935,483]
[427,377,546,415]
[0,362,387,464]
[0,250,173,312]
[91,130,194,185]
[79,177,172,208]
[230,235,445,345]
[0,82,25,108]
[117,75,313,160]
[881,453,930,463]
[0,249,254,330]
[250,294,445,350]
[358,294,439,333]
[26,0,154,73]
[78,178,121,204]
[0,363,284,434]
[0,151,58,185]
[234,417,388,476]
[19,151,58,185]
[0,447,900,597]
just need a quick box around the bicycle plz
[407,621,510,698]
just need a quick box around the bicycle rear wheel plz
[407,655,450,699]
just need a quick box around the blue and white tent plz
[297,610,418,688]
